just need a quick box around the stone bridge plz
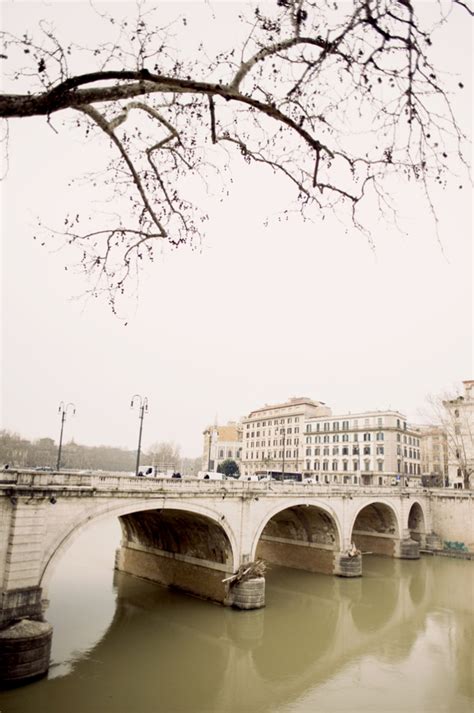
[0,469,441,684]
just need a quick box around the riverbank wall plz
[429,491,474,554]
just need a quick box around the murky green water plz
[1,519,473,713]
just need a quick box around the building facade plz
[303,410,421,486]
[206,397,426,486]
[240,397,331,477]
[443,380,474,489]
[419,425,448,486]
[202,422,242,473]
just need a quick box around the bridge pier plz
[0,588,52,686]
[394,537,420,559]
[334,552,362,577]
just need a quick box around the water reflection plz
[0,520,472,713]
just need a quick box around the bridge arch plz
[407,500,427,544]
[40,499,240,592]
[250,500,343,577]
[349,500,401,557]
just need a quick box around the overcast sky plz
[1,0,472,457]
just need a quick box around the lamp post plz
[57,402,76,471]
[207,427,217,472]
[131,395,148,477]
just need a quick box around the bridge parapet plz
[0,469,432,499]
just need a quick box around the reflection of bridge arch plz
[40,500,239,592]
[29,554,433,713]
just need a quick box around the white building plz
[419,425,448,486]
[303,410,421,486]
[443,380,474,489]
[240,397,331,477]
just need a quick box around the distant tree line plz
[0,430,201,475]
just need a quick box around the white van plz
[197,471,224,481]
[137,465,157,477]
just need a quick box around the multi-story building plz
[240,396,332,477]
[207,398,424,486]
[303,410,421,486]
[242,396,331,475]
[443,380,474,489]
[419,425,448,486]
[202,422,242,473]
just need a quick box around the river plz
[0,518,472,713]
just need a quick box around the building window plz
[342,447,349,455]
[323,461,329,471]
[343,461,348,471]
[376,432,384,441]
[363,433,371,441]
[353,461,359,470]
[332,460,338,471]
[363,446,371,455]
[364,460,370,471]
[378,461,384,472]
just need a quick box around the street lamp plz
[131,395,148,477]
[57,402,76,471]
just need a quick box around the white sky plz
[0,1,472,456]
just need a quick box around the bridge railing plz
[0,469,435,497]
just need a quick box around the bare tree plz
[425,390,473,490]
[147,440,181,471]
[1,0,471,309]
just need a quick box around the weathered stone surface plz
[116,544,232,605]
[394,538,420,560]
[257,538,335,575]
[352,532,396,557]
[231,577,265,610]
[334,553,362,577]
[0,619,52,685]
[0,586,43,627]
[424,532,443,550]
